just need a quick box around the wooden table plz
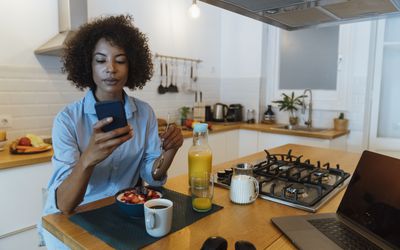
[42,144,361,249]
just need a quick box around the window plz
[279,26,339,90]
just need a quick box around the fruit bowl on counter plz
[9,134,52,154]
[115,186,162,218]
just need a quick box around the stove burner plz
[213,149,351,212]
[285,183,308,199]
[286,184,305,195]
[313,169,330,183]
[313,170,329,177]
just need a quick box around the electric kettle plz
[213,103,228,122]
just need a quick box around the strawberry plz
[18,137,32,146]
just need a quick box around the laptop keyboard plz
[308,218,382,250]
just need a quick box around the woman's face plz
[92,38,129,101]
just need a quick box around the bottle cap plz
[193,123,208,133]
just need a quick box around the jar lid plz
[193,123,208,133]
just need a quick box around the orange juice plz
[192,197,212,212]
[188,150,212,185]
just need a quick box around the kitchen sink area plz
[271,125,329,132]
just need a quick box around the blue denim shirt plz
[39,90,165,249]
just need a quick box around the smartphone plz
[95,100,128,132]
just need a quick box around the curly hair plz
[62,15,153,90]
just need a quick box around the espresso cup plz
[144,198,173,237]
[230,174,259,204]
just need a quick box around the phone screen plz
[95,100,128,132]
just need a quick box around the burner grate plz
[214,149,351,212]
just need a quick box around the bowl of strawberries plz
[115,186,162,218]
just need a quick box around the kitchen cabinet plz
[258,132,347,151]
[209,130,239,164]
[239,129,347,157]
[0,162,52,247]
[238,129,258,157]
[224,130,239,161]
[168,137,191,177]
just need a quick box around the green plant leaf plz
[272,91,305,113]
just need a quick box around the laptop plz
[272,150,400,250]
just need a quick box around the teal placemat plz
[69,188,223,250]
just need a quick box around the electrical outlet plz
[0,115,12,128]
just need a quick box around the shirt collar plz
[83,90,137,119]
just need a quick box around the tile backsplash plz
[0,65,220,140]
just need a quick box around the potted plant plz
[272,92,305,126]
[179,106,191,126]
[333,112,349,131]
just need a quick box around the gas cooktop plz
[214,149,351,212]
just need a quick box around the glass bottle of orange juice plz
[188,123,212,185]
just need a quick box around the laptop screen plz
[337,151,400,248]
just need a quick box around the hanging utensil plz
[171,59,179,93]
[164,60,169,92]
[182,61,194,94]
[167,60,175,92]
[181,61,189,93]
[193,61,199,91]
[157,60,166,94]
[190,61,194,91]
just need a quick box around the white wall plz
[0,0,225,140]
[219,10,263,120]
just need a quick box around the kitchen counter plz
[0,145,53,170]
[183,122,348,140]
[42,144,361,249]
[0,123,348,170]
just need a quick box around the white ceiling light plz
[189,0,200,18]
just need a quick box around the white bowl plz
[0,140,7,150]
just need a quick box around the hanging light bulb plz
[189,0,200,18]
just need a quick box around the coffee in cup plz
[144,198,173,237]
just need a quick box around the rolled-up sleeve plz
[139,107,167,186]
[45,111,80,213]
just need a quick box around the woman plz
[39,15,183,248]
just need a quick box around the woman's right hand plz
[81,117,133,168]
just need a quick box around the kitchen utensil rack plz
[154,53,202,63]
[154,53,202,95]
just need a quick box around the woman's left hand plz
[161,125,183,151]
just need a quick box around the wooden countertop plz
[0,143,53,170]
[42,144,361,250]
[183,122,348,140]
[0,123,348,170]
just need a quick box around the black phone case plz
[95,100,128,132]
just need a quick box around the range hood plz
[200,0,400,30]
[35,0,87,56]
